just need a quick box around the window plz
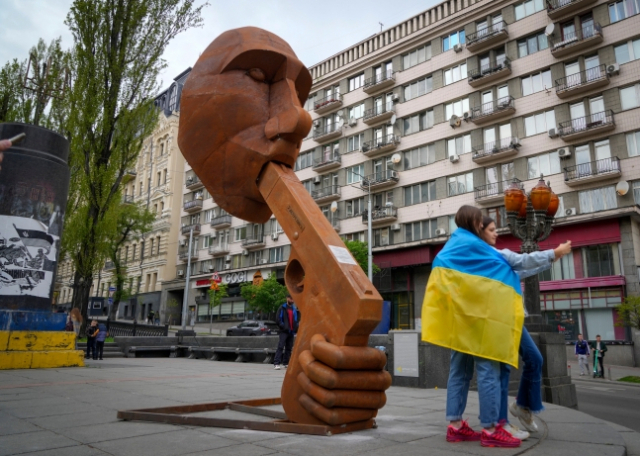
[538,252,575,281]
[521,70,552,96]
[403,76,433,101]
[347,164,365,184]
[404,181,436,206]
[443,30,465,52]
[627,131,640,157]
[445,98,470,120]
[579,187,617,213]
[515,0,544,21]
[270,219,283,234]
[294,150,313,170]
[609,0,640,23]
[518,31,549,58]
[448,172,474,196]
[301,179,314,193]
[343,232,366,242]
[487,206,507,228]
[235,226,247,242]
[444,63,467,85]
[449,215,458,234]
[405,219,437,242]
[346,198,365,217]
[447,134,472,157]
[583,244,620,277]
[403,43,432,69]
[132,244,137,260]
[168,85,177,111]
[403,144,436,169]
[615,38,640,64]
[373,227,391,247]
[403,110,433,135]
[347,133,364,152]
[620,84,640,110]
[524,110,556,136]
[269,247,284,263]
[349,73,365,91]
[304,93,316,111]
[348,103,365,119]
[528,151,561,179]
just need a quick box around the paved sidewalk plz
[0,358,637,456]
[567,359,640,384]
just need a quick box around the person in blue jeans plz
[273,294,298,370]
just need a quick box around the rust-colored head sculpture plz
[178,27,312,223]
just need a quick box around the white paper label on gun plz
[329,245,358,265]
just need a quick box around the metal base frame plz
[117,397,376,436]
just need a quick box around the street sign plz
[211,273,222,283]
[109,286,116,292]
[108,297,113,305]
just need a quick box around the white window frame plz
[620,84,640,110]
[445,98,470,119]
[403,144,436,169]
[448,172,474,196]
[447,134,472,157]
[521,70,552,96]
[403,44,432,69]
[524,110,556,136]
[527,151,561,179]
[347,164,364,184]
[348,73,365,91]
[579,186,618,213]
[444,63,468,85]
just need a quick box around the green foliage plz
[208,283,229,309]
[344,240,381,275]
[618,376,640,384]
[240,275,288,315]
[615,295,640,330]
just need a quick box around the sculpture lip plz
[268,137,299,164]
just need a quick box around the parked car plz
[226,320,279,336]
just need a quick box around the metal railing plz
[363,70,394,89]
[106,320,169,337]
[361,170,399,188]
[362,134,400,152]
[122,195,134,204]
[547,0,581,9]
[313,153,341,168]
[178,248,198,260]
[466,21,507,46]
[181,223,201,235]
[564,156,620,181]
[183,199,203,211]
[468,59,510,80]
[474,178,522,200]
[313,122,341,140]
[362,206,398,223]
[311,185,340,200]
[242,236,265,247]
[104,261,115,270]
[470,96,515,119]
[558,110,614,137]
[363,102,394,121]
[209,244,229,255]
[549,23,602,50]
[472,137,519,159]
[210,215,232,227]
[555,64,607,92]
[313,93,342,111]
[185,175,201,187]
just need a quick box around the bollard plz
[608,367,611,381]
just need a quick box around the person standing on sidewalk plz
[95,322,108,360]
[575,334,591,376]
[590,335,608,378]
[86,320,99,360]
[273,294,298,370]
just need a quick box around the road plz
[574,378,640,432]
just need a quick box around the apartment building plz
[55,70,189,321]
[169,0,640,345]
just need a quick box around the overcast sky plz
[0,0,439,92]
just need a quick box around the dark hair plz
[455,205,483,236]
[286,294,292,299]
[482,216,495,231]
[578,333,582,336]
[596,334,601,338]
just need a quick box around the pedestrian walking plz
[575,334,591,376]
[95,322,108,360]
[86,319,99,360]
[273,294,298,370]
[590,335,608,378]
[70,308,83,338]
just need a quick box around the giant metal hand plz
[178,27,391,426]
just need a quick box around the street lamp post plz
[504,175,560,330]
[181,226,194,331]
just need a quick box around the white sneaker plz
[503,423,530,440]
[273,364,281,370]
[283,365,288,369]
[509,402,538,433]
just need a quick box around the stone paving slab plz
[0,358,634,456]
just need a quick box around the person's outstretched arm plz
[497,241,572,279]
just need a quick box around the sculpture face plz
[178,27,312,223]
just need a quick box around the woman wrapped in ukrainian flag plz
[422,205,571,448]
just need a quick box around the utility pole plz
[181,226,194,331]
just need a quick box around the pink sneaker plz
[446,420,482,442]
[480,423,522,448]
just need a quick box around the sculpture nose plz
[265,78,312,144]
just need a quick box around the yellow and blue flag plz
[422,228,524,367]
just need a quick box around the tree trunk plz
[71,269,92,335]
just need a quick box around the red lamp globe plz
[547,190,559,217]
[530,177,551,212]
[504,181,525,213]
[518,194,528,218]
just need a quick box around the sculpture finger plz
[310,334,386,371]
[297,371,387,409]
[300,349,392,390]
[298,393,377,426]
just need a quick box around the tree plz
[208,282,229,311]
[62,0,206,323]
[240,275,288,319]
[107,202,155,319]
[344,240,381,275]
[616,295,640,330]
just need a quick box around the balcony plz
[361,170,399,191]
[558,111,615,142]
[564,157,620,186]
[183,199,203,213]
[363,102,395,126]
[466,21,509,53]
[468,60,512,88]
[122,195,134,204]
[185,174,203,190]
[362,207,398,226]
[210,214,232,229]
[555,65,609,99]
[312,153,341,173]
[472,138,520,164]
[363,71,395,94]
[547,0,598,20]
[209,244,230,256]
[474,179,522,205]
[313,123,343,143]
[469,96,515,125]
[242,236,266,250]
[181,223,201,235]
[550,23,603,58]
[179,248,199,261]
[311,185,341,204]
[362,135,400,158]
[123,169,137,184]
[313,93,343,115]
